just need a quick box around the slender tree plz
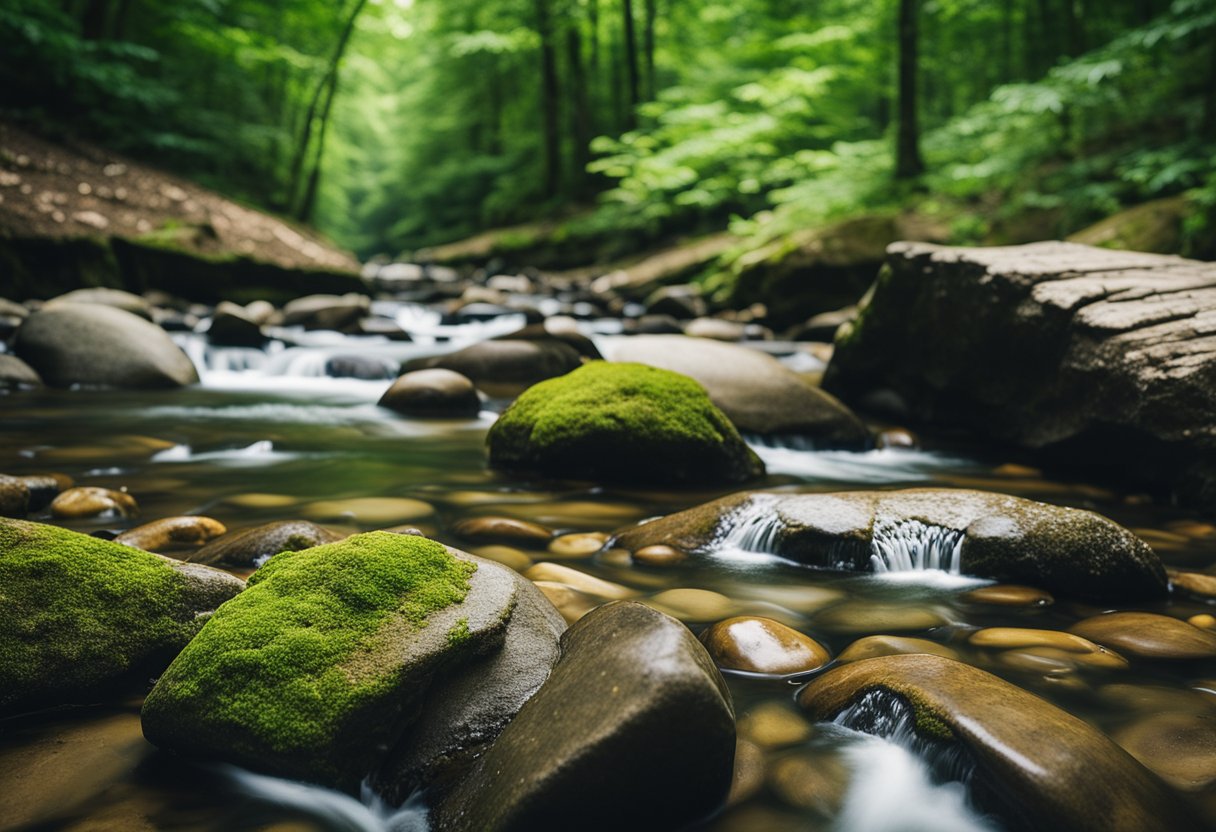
[643,0,656,101]
[895,0,925,178]
[622,0,640,128]
[535,0,563,197]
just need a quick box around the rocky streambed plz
[2,244,1216,832]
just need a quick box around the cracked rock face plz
[823,241,1216,510]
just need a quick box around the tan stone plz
[700,616,830,675]
[115,516,226,552]
[524,562,633,599]
[547,532,608,559]
[50,487,138,519]
[1070,612,1216,661]
[648,588,739,622]
[961,584,1054,607]
[837,635,959,663]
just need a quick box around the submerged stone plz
[141,532,514,788]
[432,601,736,832]
[487,361,765,486]
[188,519,342,567]
[614,488,1168,602]
[0,518,244,715]
[1069,611,1216,661]
[797,654,1195,831]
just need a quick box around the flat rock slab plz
[824,241,1216,508]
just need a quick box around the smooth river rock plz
[1,518,244,716]
[0,354,43,390]
[600,334,868,442]
[1069,611,1216,660]
[614,488,1167,601]
[15,303,199,388]
[402,339,583,399]
[0,474,31,518]
[824,241,1216,511]
[433,601,736,832]
[379,368,482,417]
[50,486,138,519]
[700,616,830,675]
[487,361,764,486]
[797,654,1196,831]
[115,516,227,552]
[142,532,518,789]
[188,519,342,567]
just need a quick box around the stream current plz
[2,301,1214,831]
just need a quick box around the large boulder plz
[402,339,583,399]
[141,532,532,789]
[433,601,736,832]
[487,362,765,486]
[601,335,867,442]
[614,488,1167,602]
[797,655,1195,831]
[824,241,1216,510]
[187,519,343,567]
[47,287,153,320]
[14,303,199,388]
[0,518,244,715]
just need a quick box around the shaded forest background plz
[2,0,1214,268]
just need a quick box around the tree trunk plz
[566,21,592,191]
[535,0,563,198]
[285,0,368,214]
[80,0,108,39]
[643,0,656,101]
[297,70,340,223]
[895,0,925,179]
[622,0,640,128]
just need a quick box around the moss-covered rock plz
[141,531,518,788]
[487,362,765,486]
[0,518,244,716]
[614,488,1167,602]
[797,655,1196,831]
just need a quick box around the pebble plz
[451,516,553,546]
[732,584,844,614]
[302,497,434,524]
[1189,614,1216,631]
[875,428,918,449]
[470,545,533,572]
[1098,683,1216,716]
[737,702,813,749]
[1070,612,1216,661]
[970,627,1116,655]
[222,493,300,508]
[813,602,948,634]
[836,635,960,663]
[524,562,634,599]
[960,584,1054,607]
[17,473,72,511]
[700,616,830,675]
[727,740,767,806]
[532,581,598,623]
[632,544,688,567]
[1170,569,1216,600]
[648,588,739,622]
[50,487,138,520]
[546,532,608,559]
[115,516,226,552]
[0,475,31,518]
[766,752,848,816]
[1112,712,1216,791]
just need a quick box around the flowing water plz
[2,305,1215,831]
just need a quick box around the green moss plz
[487,361,764,485]
[0,518,198,712]
[448,617,472,646]
[143,532,476,758]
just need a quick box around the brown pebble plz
[837,635,960,663]
[1070,612,1216,661]
[961,584,1054,607]
[451,516,553,546]
[546,532,608,559]
[1170,570,1216,600]
[532,580,598,623]
[700,616,830,675]
[1113,712,1216,792]
[50,487,138,519]
[727,740,766,807]
[737,702,813,749]
[524,562,633,599]
[115,516,226,552]
[633,544,688,567]
[767,752,848,816]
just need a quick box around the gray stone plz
[825,241,1216,510]
[0,355,42,390]
[189,520,343,567]
[47,288,153,320]
[402,340,582,399]
[615,488,1167,602]
[433,601,735,832]
[0,475,30,518]
[601,334,867,442]
[282,293,371,331]
[379,369,482,417]
[15,304,198,388]
[207,301,265,347]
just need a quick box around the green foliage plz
[142,531,476,756]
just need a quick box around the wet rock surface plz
[825,241,1216,510]
[1069,611,1216,660]
[15,303,199,388]
[379,368,482,417]
[615,488,1167,601]
[433,601,736,832]
[402,339,583,398]
[700,616,830,675]
[187,519,342,567]
[798,654,1196,832]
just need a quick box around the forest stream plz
[2,285,1215,832]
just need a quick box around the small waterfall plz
[832,689,999,832]
[870,519,964,574]
[711,494,784,557]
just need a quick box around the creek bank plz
[825,241,1216,511]
[614,488,1167,601]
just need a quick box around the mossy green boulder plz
[0,518,245,716]
[486,362,764,485]
[141,531,521,789]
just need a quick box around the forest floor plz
[0,122,358,274]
